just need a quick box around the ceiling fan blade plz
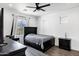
[40,4,50,8]
[40,9,45,11]
[33,9,37,12]
[26,6,36,8]
[35,3,39,7]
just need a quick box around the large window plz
[15,16,28,35]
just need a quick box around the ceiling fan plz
[26,3,50,12]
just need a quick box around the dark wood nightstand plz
[59,38,71,51]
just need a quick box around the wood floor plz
[45,46,79,56]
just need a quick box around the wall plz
[29,16,38,27]
[4,8,13,37]
[3,8,38,37]
[38,7,79,51]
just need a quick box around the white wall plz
[4,8,38,37]
[4,9,13,37]
[38,7,79,51]
[29,17,38,27]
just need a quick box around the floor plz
[45,46,79,56]
[25,46,47,56]
[25,46,79,56]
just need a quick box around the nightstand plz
[59,38,71,51]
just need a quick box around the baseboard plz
[55,45,79,52]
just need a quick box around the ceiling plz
[0,3,79,16]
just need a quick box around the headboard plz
[24,27,37,38]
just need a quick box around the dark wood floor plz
[26,46,79,56]
[45,46,79,56]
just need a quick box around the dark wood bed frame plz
[24,27,55,52]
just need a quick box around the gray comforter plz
[25,34,54,49]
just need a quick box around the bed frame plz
[24,27,55,52]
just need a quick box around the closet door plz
[0,8,3,44]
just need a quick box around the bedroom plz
[0,3,79,56]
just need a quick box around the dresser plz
[0,38,27,56]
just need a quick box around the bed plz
[24,27,55,52]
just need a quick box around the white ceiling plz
[0,3,79,16]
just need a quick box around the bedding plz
[25,34,54,49]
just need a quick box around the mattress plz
[25,34,54,49]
